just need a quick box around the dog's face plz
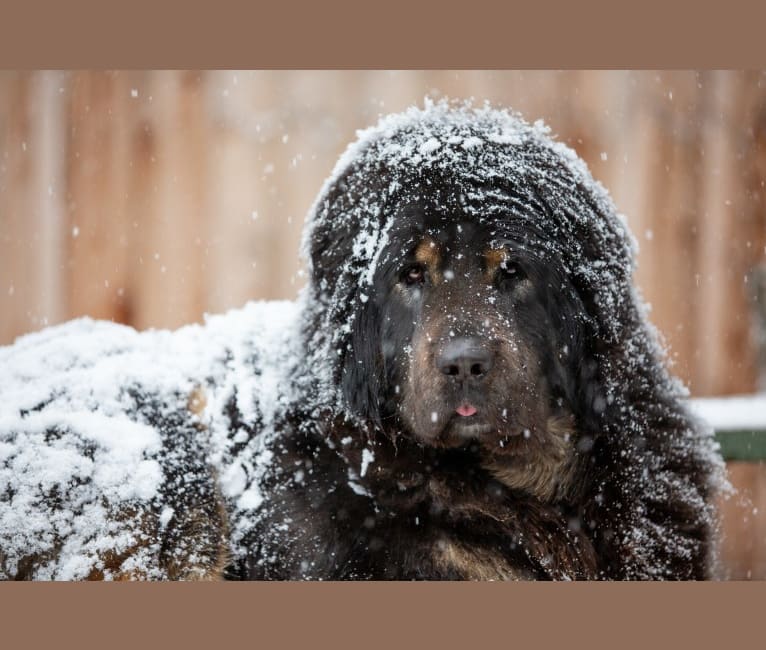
[366,203,587,462]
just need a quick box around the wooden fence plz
[1,70,765,577]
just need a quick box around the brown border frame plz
[0,582,762,648]
[0,0,765,68]
[2,2,766,649]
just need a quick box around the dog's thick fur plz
[0,102,724,580]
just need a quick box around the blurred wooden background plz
[1,70,765,578]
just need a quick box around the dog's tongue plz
[456,404,477,417]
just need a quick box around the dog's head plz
[304,102,631,466]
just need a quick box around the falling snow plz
[0,99,727,580]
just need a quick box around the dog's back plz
[0,301,299,580]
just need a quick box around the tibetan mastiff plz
[0,101,724,580]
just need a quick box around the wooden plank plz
[203,70,308,308]
[691,71,766,578]
[718,461,766,579]
[200,70,273,310]
[0,71,66,344]
[127,70,208,331]
[64,71,133,324]
[693,71,760,395]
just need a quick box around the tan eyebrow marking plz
[484,247,508,281]
[414,238,442,283]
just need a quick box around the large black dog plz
[0,101,724,580]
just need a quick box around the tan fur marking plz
[110,569,150,581]
[414,238,442,283]
[482,415,579,502]
[433,538,530,580]
[164,482,230,581]
[187,385,207,417]
[86,479,229,581]
[180,496,230,581]
[484,247,508,281]
[85,506,158,581]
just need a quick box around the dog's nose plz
[436,337,493,380]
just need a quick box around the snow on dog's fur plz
[0,101,725,580]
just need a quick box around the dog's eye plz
[401,264,426,286]
[497,261,525,288]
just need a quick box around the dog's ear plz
[575,349,608,434]
[542,277,607,434]
[567,299,609,435]
[340,297,385,433]
[309,199,359,290]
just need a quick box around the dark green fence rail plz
[690,396,766,461]
[715,430,766,461]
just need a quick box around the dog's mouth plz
[401,384,538,449]
[456,403,477,417]
[422,399,531,448]
[441,404,496,443]
[450,403,492,437]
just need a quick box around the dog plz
[0,100,725,580]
